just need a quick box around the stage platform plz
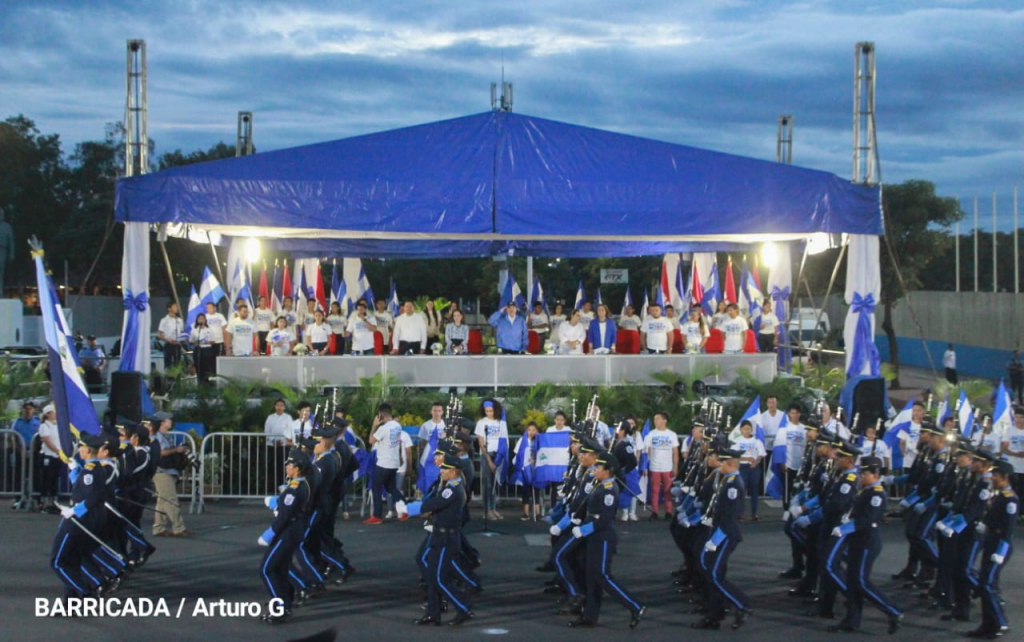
[215,353,777,388]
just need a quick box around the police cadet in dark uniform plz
[315,419,356,585]
[675,430,721,601]
[693,446,752,631]
[122,422,156,568]
[891,421,938,584]
[567,451,646,629]
[905,423,954,590]
[87,429,129,593]
[611,420,638,515]
[941,446,994,623]
[814,439,861,619]
[930,438,976,610]
[828,455,902,634]
[258,447,312,623]
[549,436,603,608]
[293,437,326,595]
[52,432,110,600]
[970,459,1017,639]
[408,453,475,627]
[787,427,838,597]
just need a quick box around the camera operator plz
[151,412,193,538]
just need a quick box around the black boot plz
[630,606,646,629]
[413,615,441,626]
[448,610,474,626]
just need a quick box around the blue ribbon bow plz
[123,290,149,312]
[846,291,881,378]
[119,289,149,372]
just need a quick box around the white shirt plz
[978,430,1001,456]
[641,317,674,352]
[617,314,641,331]
[775,425,806,471]
[392,312,428,349]
[306,321,331,345]
[711,312,728,329]
[644,428,680,473]
[226,317,256,356]
[253,307,275,332]
[1003,425,1024,473]
[898,422,922,469]
[395,431,413,475]
[546,424,571,433]
[681,321,708,354]
[327,313,347,335]
[475,418,507,453]
[559,322,586,354]
[579,310,595,326]
[758,312,779,335]
[759,409,785,446]
[665,315,682,330]
[858,439,891,467]
[943,350,956,369]
[38,420,60,457]
[279,309,299,337]
[206,312,227,343]
[722,316,749,352]
[291,416,315,442]
[346,314,378,352]
[419,420,447,444]
[374,310,395,342]
[731,435,767,464]
[529,312,550,334]
[264,412,294,445]
[372,420,406,470]
[190,326,214,346]
[549,314,567,342]
[158,315,184,343]
[267,328,293,356]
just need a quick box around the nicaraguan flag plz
[356,264,375,309]
[883,398,915,470]
[388,280,400,317]
[640,290,650,319]
[33,243,101,459]
[330,262,348,311]
[531,277,547,312]
[620,286,632,319]
[231,260,253,310]
[295,265,309,311]
[729,396,764,443]
[675,260,686,311]
[595,287,603,307]
[199,266,226,308]
[764,412,789,499]
[958,389,975,438]
[499,273,525,310]
[937,394,951,428]
[185,285,202,330]
[534,431,572,486]
[493,408,511,485]
[655,280,666,313]
[271,262,282,311]
[416,431,440,494]
[993,379,1013,437]
[510,434,536,486]
[637,418,651,501]
[574,280,586,311]
[702,261,719,317]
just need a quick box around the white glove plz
[550,525,562,537]
[682,486,691,495]
[700,516,713,527]
[941,501,953,510]
[899,499,911,509]
[991,553,1005,565]
[273,510,278,517]
[790,505,803,518]
[257,535,270,547]
[264,496,274,509]
[831,527,843,538]
[782,511,790,522]
[67,459,79,471]
[423,524,434,533]
[60,505,75,520]
[704,540,717,553]
[913,503,927,514]
[571,518,581,526]
[571,526,583,539]
[976,523,987,535]
[937,523,953,538]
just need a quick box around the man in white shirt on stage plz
[224,302,256,357]
[640,304,673,354]
[759,395,785,449]
[391,301,428,355]
[346,301,378,355]
[721,303,749,354]
[158,301,184,368]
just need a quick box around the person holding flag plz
[513,422,540,521]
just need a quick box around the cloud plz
[0,0,1020,227]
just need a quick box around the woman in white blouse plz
[267,316,295,356]
[548,302,567,345]
[558,309,587,354]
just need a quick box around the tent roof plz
[115,111,881,257]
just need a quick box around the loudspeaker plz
[110,371,144,423]
[852,378,886,433]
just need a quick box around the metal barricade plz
[200,432,307,511]
[0,429,31,509]
[167,430,201,514]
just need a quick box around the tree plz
[879,180,963,388]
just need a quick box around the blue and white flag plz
[595,287,603,307]
[531,277,547,312]
[33,244,101,458]
[729,396,764,443]
[295,266,310,312]
[574,281,586,311]
[330,262,349,312]
[493,408,511,485]
[416,431,440,494]
[620,286,632,319]
[510,434,536,487]
[499,272,525,310]
[654,281,666,313]
[883,398,915,470]
[199,266,226,308]
[637,418,651,501]
[764,411,789,500]
[388,280,400,317]
[231,260,252,310]
[702,261,719,317]
[675,260,686,311]
[993,379,1013,437]
[185,285,202,330]
[640,290,650,318]
[937,394,951,428]
[352,263,375,309]
[957,389,975,438]
[534,431,572,485]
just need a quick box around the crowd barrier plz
[0,429,30,507]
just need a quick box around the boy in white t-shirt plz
[641,306,674,354]
[364,403,408,524]
[642,411,679,519]
[731,419,766,520]
[721,303,749,354]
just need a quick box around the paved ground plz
[1,500,1020,642]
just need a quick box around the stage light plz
[761,242,778,268]
[244,237,261,264]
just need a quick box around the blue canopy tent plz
[114,110,881,257]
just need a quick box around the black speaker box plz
[110,371,144,422]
